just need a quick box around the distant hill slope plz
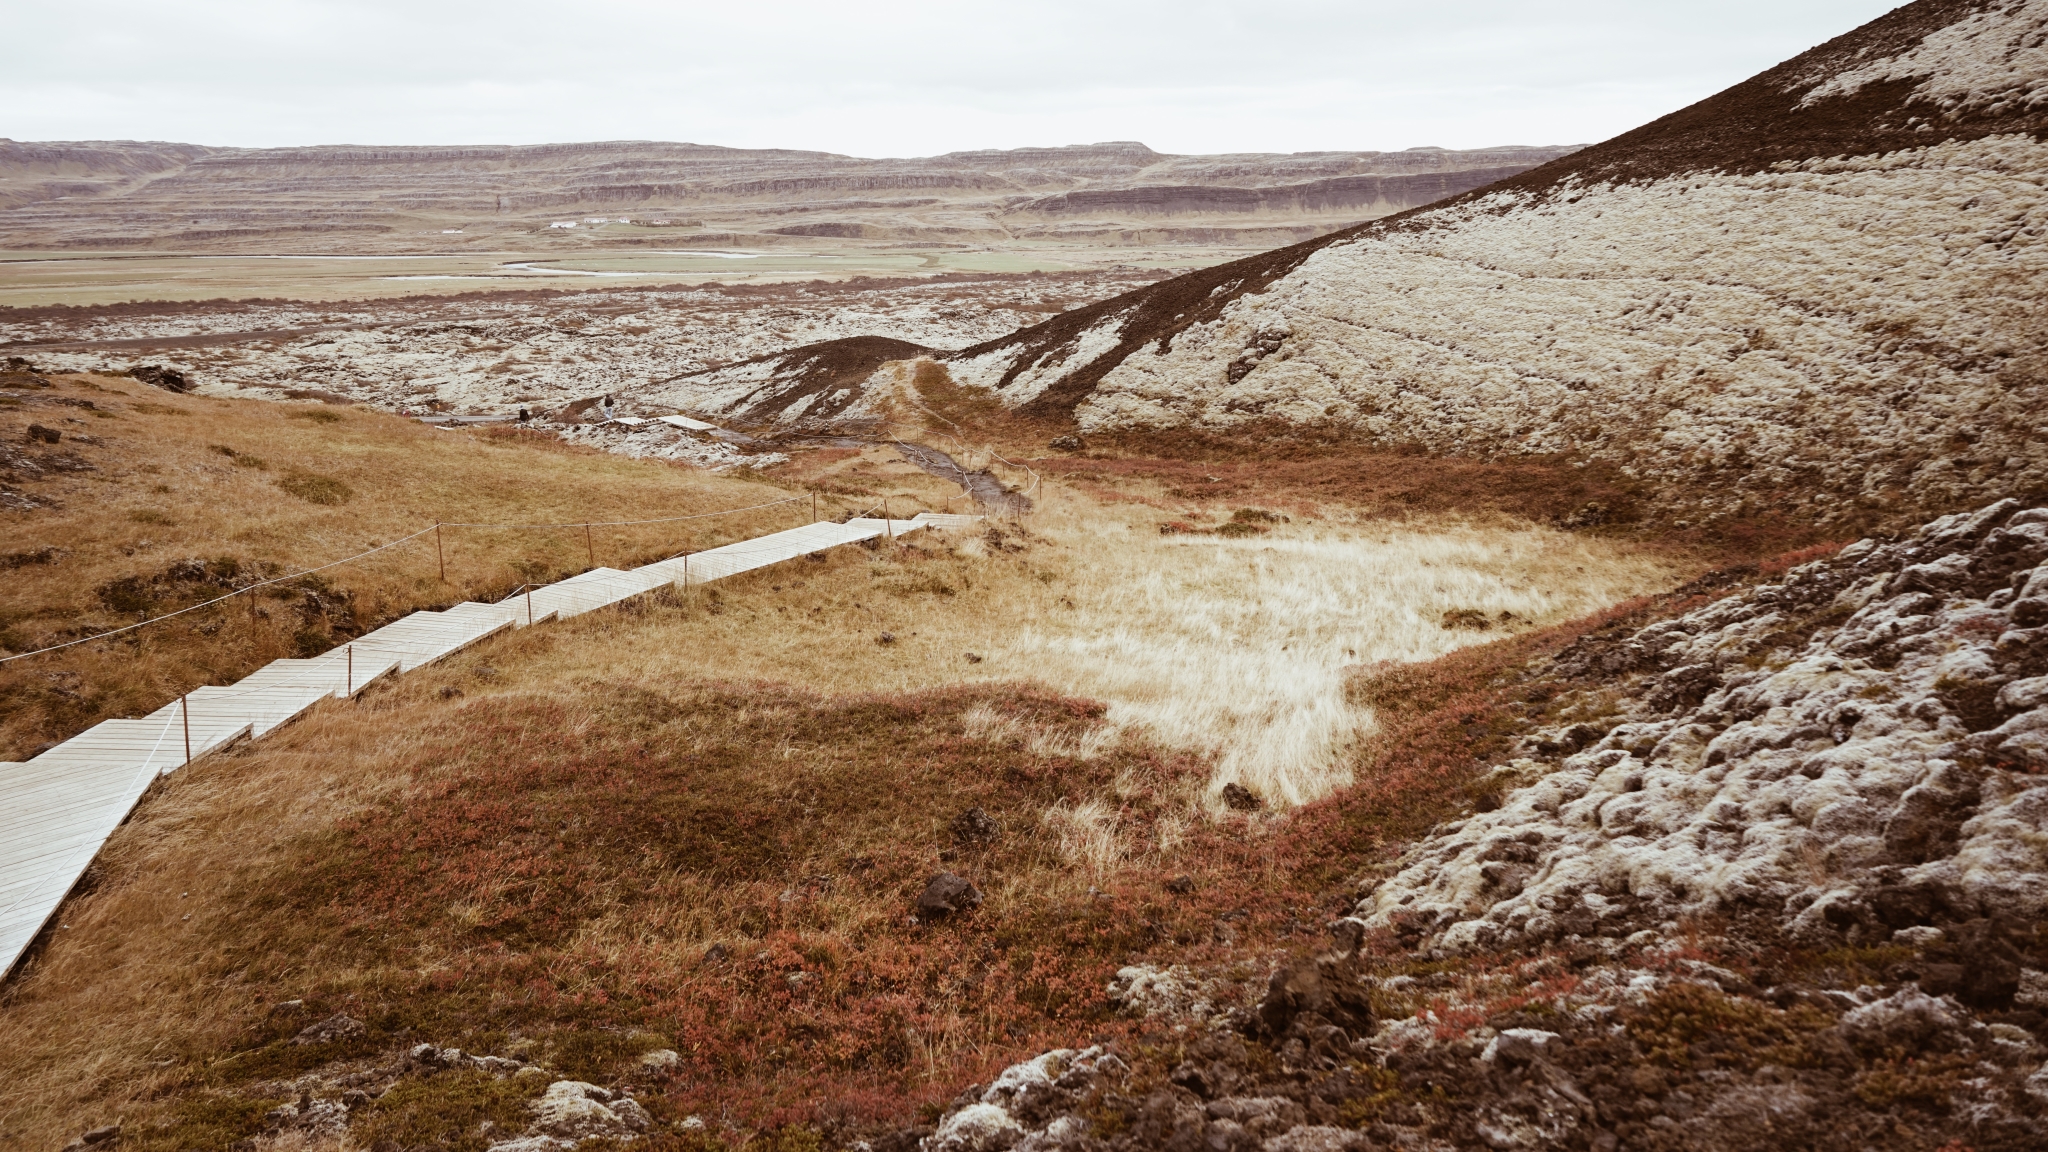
[724,0,2046,529]
[0,139,1577,251]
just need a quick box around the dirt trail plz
[893,441,1032,515]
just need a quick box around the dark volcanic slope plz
[646,336,932,427]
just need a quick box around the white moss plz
[1059,133,2048,519]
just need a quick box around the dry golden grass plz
[0,374,820,758]
[0,702,432,1147]
[0,500,1679,1142]
[545,452,1688,808]
[0,393,1702,1146]
[0,615,1174,1144]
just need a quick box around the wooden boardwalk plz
[0,513,961,978]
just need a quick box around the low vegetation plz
[0,372,812,760]
[2,377,1713,1146]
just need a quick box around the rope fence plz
[0,490,830,666]
[0,418,1017,668]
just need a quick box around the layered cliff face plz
[797,0,2048,528]
[0,139,214,211]
[0,139,1577,251]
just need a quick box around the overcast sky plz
[7,1,1905,157]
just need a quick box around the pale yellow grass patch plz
[514,477,1681,810]
[1040,797,1130,879]
[988,515,1671,807]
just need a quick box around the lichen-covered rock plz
[1356,499,2048,982]
[916,1048,1128,1151]
[526,1080,649,1140]
[924,1103,1024,1152]
[291,1012,365,1045]
[1105,964,1202,1018]
[637,1047,680,1071]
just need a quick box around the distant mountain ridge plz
[678,0,2048,530]
[0,138,1579,251]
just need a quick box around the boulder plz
[59,1125,119,1152]
[1221,782,1263,811]
[1254,955,1373,1039]
[292,1012,365,1045]
[1839,988,1978,1054]
[1482,1028,1561,1066]
[924,1102,1023,1152]
[131,364,191,392]
[528,1080,647,1140]
[916,872,982,919]
[949,806,1000,845]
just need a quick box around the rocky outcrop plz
[908,498,2048,1151]
[1358,497,2048,969]
[516,1079,653,1145]
[641,335,932,429]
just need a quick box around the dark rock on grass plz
[131,364,191,392]
[60,1125,119,1152]
[1,545,61,569]
[915,872,982,919]
[25,423,59,444]
[1255,954,1374,1041]
[949,806,1000,845]
[877,630,896,645]
[1166,874,1196,894]
[292,1012,365,1045]
[1221,782,1262,811]
[41,451,95,473]
[697,942,731,968]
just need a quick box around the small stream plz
[893,442,1033,516]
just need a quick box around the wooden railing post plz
[436,522,446,583]
[180,693,192,766]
